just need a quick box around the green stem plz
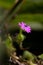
[19,42,23,50]
[20,29,22,34]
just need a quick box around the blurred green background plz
[0,0,43,63]
[0,0,43,30]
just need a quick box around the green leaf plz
[5,35,16,55]
[22,50,36,61]
[38,54,43,59]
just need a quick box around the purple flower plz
[18,22,26,30]
[18,22,31,33]
[25,26,31,33]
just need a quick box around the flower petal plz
[25,26,31,33]
[18,22,31,33]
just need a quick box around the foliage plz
[38,54,43,59]
[18,0,43,13]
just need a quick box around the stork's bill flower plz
[18,22,31,33]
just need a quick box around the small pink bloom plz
[18,22,26,30]
[25,26,31,33]
[18,22,31,33]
